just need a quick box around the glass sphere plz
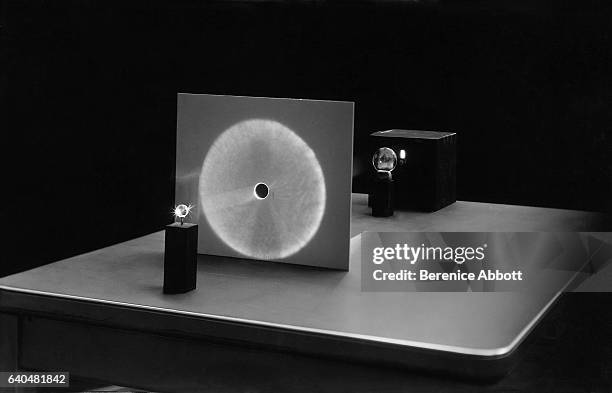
[174,204,190,218]
[372,147,397,171]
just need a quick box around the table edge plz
[0,284,557,358]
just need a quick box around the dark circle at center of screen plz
[254,183,269,199]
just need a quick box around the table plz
[1,194,611,392]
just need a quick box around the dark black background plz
[2,0,612,277]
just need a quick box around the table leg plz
[0,313,23,392]
[0,313,18,371]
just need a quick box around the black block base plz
[371,173,394,217]
[369,129,456,212]
[163,223,198,294]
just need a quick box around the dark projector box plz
[368,129,456,212]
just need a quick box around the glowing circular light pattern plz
[174,204,191,218]
[199,119,326,260]
[173,203,194,225]
[372,147,397,171]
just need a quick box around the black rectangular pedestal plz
[371,175,394,217]
[163,223,198,294]
[369,129,456,212]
